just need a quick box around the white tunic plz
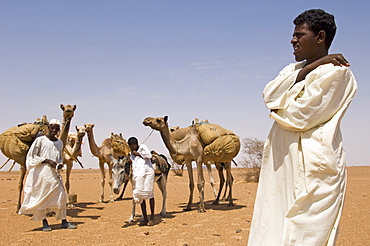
[131,144,154,204]
[18,136,67,221]
[248,63,357,246]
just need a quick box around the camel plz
[143,116,207,212]
[143,116,238,212]
[169,126,219,199]
[111,151,170,223]
[84,123,130,203]
[62,125,86,207]
[59,104,77,147]
[0,116,49,212]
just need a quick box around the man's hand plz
[131,150,141,157]
[316,54,350,67]
[43,159,57,168]
[296,53,350,83]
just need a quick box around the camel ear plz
[60,104,64,110]
[73,105,77,111]
[75,125,78,131]
[164,116,168,122]
[111,132,114,137]
[120,133,123,138]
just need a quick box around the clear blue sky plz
[1,1,369,170]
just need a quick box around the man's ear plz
[317,30,326,45]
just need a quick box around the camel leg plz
[0,158,11,169]
[65,163,74,208]
[108,163,114,203]
[196,160,206,213]
[225,162,234,206]
[128,199,136,223]
[116,179,129,200]
[205,162,217,199]
[184,161,194,211]
[212,163,225,205]
[99,161,105,203]
[156,175,167,217]
[16,164,26,213]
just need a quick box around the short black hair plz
[293,9,336,48]
[127,137,138,145]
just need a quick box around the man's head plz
[291,9,336,63]
[127,137,139,151]
[48,119,60,137]
[294,9,336,49]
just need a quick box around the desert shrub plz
[171,161,184,177]
[241,136,264,183]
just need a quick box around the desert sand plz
[0,166,369,246]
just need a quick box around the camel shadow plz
[176,199,246,212]
[66,202,104,220]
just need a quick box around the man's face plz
[49,124,60,136]
[291,23,320,62]
[129,143,138,151]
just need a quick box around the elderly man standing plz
[18,119,77,231]
[248,9,357,245]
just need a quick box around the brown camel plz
[0,116,49,212]
[143,116,239,212]
[84,123,130,203]
[62,125,86,207]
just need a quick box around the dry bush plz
[171,161,184,177]
[241,136,264,183]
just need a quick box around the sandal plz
[61,222,77,229]
[42,225,52,232]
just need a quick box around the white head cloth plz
[49,119,61,126]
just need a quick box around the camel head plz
[110,133,130,155]
[111,155,132,194]
[84,124,95,134]
[60,104,77,121]
[143,116,169,131]
[76,125,86,138]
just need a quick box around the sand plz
[0,166,369,245]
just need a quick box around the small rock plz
[212,234,221,236]
[236,229,242,233]
[144,231,150,235]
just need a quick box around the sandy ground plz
[0,166,369,246]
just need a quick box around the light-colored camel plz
[170,123,234,206]
[143,116,208,212]
[0,116,49,212]
[111,151,170,222]
[169,126,218,199]
[62,125,86,207]
[143,116,237,212]
[84,123,130,203]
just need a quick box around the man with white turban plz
[18,119,77,231]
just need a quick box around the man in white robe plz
[128,137,155,226]
[18,119,77,231]
[248,9,357,246]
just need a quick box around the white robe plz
[131,144,154,204]
[248,62,357,246]
[18,136,67,221]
